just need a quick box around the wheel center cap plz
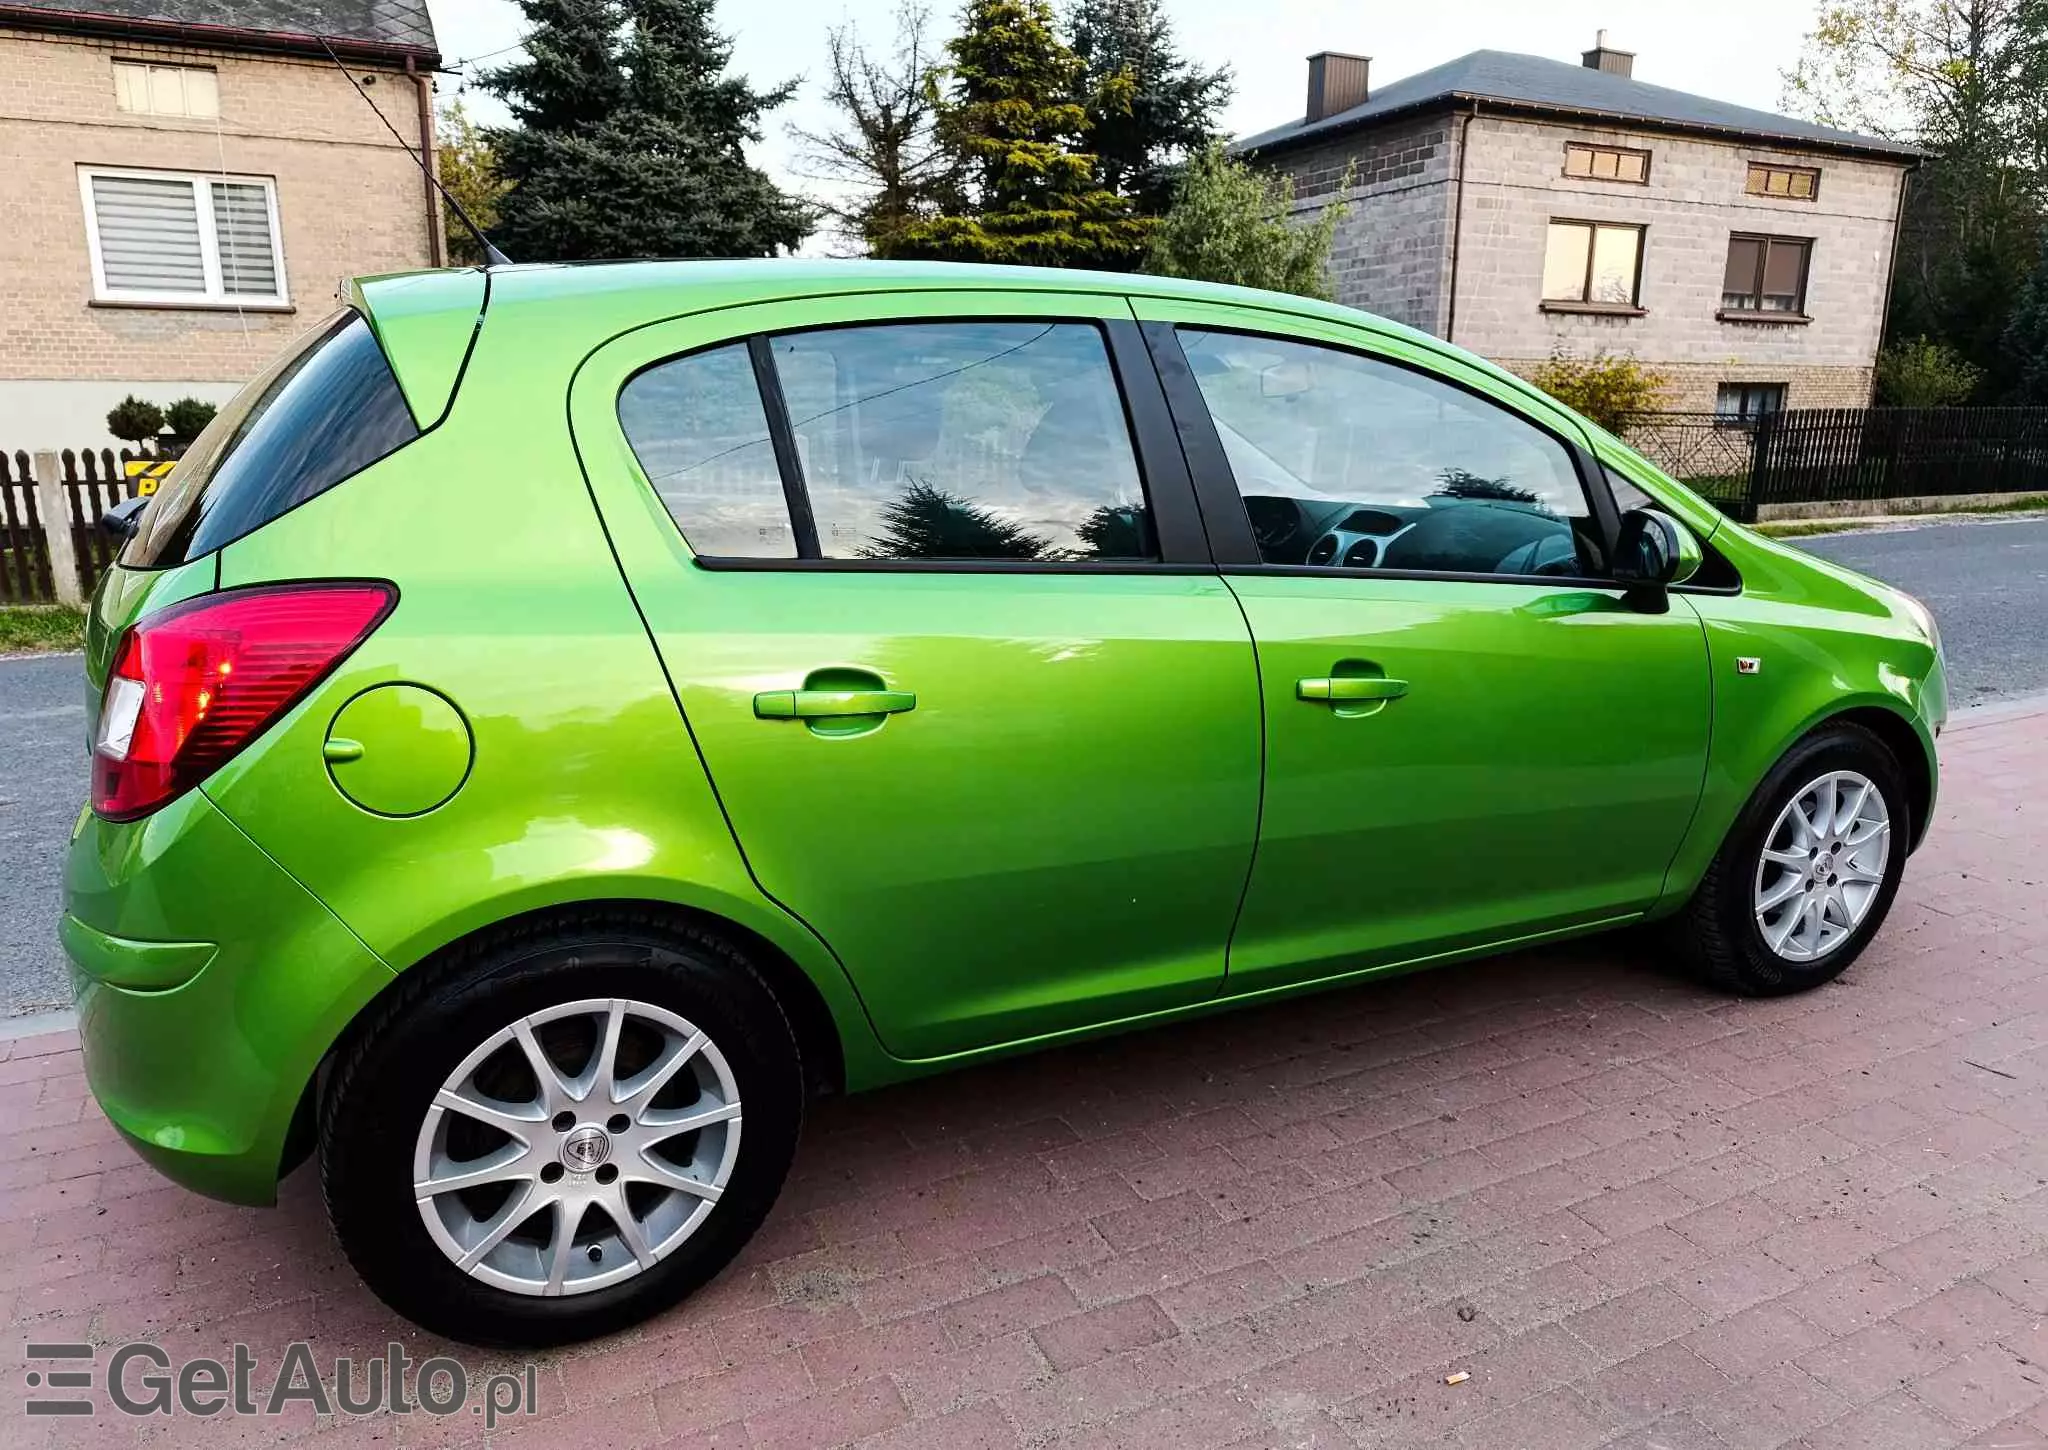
[561,1125,612,1172]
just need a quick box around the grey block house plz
[1240,38,1920,414]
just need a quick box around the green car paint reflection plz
[61,259,1943,1346]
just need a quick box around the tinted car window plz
[770,321,1155,562]
[1178,329,1601,578]
[124,311,421,567]
[619,343,795,558]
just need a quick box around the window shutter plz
[210,181,277,297]
[91,174,206,293]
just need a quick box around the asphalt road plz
[1798,515,2048,708]
[1,514,2043,1017]
[2,651,85,1016]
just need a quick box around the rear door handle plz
[1297,677,1408,703]
[754,688,917,719]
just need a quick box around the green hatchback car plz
[68,260,1945,1346]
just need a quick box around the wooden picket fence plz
[0,446,146,604]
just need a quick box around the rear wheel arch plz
[289,898,849,1183]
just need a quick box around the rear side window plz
[616,320,1157,563]
[124,310,420,567]
[617,342,795,558]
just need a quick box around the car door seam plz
[1214,574,1268,1000]
[559,346,890,1039]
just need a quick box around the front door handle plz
[1297,676,1408,703]
[754,688,917,720]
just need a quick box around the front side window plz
[770,321,1154,562]
[112,60,219,118]
[1177,328,1601,579]
[80,168,285,306]
[1723,235,1810,314]
[1542,221,1644,306]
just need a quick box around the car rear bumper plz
[64,788,393,1206]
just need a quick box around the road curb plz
[1948,690,2048,732]
[0,1008,77,1042]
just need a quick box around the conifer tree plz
[484,0,810,260]
[891,0,1148,268]
[1067,0,1230,214]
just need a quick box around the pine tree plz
[1067,0,1230,215]
[483,0,811,261]
[860,481,1050,559]
[891,0,1149,268]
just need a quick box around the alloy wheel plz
[1752,769,1891,963]
[411,997,742,1296]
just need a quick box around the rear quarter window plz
[124,310,420,568]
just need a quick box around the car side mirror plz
[100,495,148,540]
[1612,508,1701,608]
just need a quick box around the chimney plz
[1581,29,1634,78]
[1305,52,1371,123]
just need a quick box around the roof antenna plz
[317,35,513,266]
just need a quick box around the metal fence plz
[1620,407,2048,521]
[1617,413,1763,520]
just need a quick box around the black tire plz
[1676,721,1911,996]
[319,908,803,1348]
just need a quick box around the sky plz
[426,0,1826,206]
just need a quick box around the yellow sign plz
[124,458,175,496]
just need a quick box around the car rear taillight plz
[91,582,396,822]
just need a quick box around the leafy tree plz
[2001,239,2048,400]
[163,398,217,437]
[861,481,1050,558]
[789,4,961,256]
[1876,336,1986,403]
[1142,142,1343,298]
[484,0,811,260]
[890,0,1149,268]
[436,100,509,265]
[1783,0,2048,390]
[1066,0,1231,214]
[1526,350,1673,434]
[105,396,163,446]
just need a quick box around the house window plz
[79,168,287,307]
[1722,234,1810,314]
[1746,163,1820,200]
[1564,143,1650,183]
[1716,383,1786,423]
[112,61,218,119]
[1542,220,1645,307]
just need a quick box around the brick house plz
[1241,39,1921,415]
[0,0,442,449]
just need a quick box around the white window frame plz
[77,165,290,309]
[111,59,219,118]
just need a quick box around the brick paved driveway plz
[4,703,2046,1450]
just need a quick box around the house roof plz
[0,0,437,61]
[1239,49,1919,161]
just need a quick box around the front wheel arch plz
[1826,704,1934,853]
